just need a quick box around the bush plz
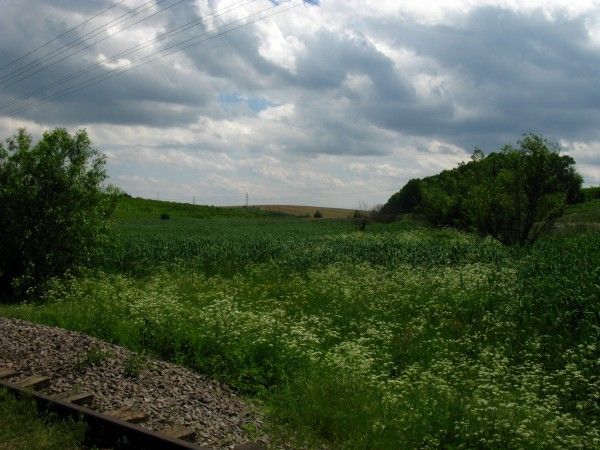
[582,186,600,201]
[0,128,114,299]
[313,210,323,218]
[160,213,170,220]
[381,178,423,217]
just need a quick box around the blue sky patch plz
[219,92,276,113]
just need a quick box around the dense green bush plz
[582,186,600,201]
[381,178,423,216]
[0,128,114,299]
[384,134,582,244]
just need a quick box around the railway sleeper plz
[161,425,196,442]
[0,367,16,379]
[16,374,50,390]
[106,406,148,424]
[51,390,94,406]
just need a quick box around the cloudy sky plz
[1,0,599,207]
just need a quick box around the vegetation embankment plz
[1,129,600,448]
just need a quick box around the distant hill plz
[112,196,277,221]
[111,196,358,221]
[253,205,356,219]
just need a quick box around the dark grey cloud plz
[0,0,217,126]
[359,6,600,150]
[0,0,599,202]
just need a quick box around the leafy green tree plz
[381,178,423,217]
[313,210,323,218]
[385,134,582,245]
[0,128,115,299]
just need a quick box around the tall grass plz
[2,207,599,448]
[0,388,85,450]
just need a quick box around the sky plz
[1,0,599,208]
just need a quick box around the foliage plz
[73,347,110,372]
[123,352,147,378]
[313,210,323,218]
[558,199,600,230]
[1,211,599,449]
[381,178,423,216]
[0,388,86,449]
[0,128,114,299]
[384,134,582,245]
[582,186,600,201]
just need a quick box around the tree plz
[313,210,323,218]
[381,178,422,217]
[0,128,115,299]
[384,134,583,245]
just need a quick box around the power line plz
[0,0,181,87]
[0,0,178,87]
[0,0,129,72]
[1,0,301,118]
[175,187,398,202]
[1,0,257,111]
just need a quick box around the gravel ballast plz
[0,317,267,449]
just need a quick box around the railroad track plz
[0,366,264,450]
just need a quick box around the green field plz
[1,197,599,448]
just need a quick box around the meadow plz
[1,197,599,449]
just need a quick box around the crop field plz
[1,197,599,448]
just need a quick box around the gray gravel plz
[0,317,267,449]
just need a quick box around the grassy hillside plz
[112,196,282,221]
[560,199,600,223]
[253,204,356,219]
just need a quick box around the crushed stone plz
[0,317,267,449]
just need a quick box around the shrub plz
[0,128,114,299]
[313,210,323,218]
[582,186,600,201]
[160,213,170,220]
[382,178,423,217]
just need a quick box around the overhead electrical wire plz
[0,0,129,72]
[1,0,302,118]
[0,0,180,87]
[0,0,257,111]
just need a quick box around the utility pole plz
[245,192,249,209]
[157,192,160,201]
